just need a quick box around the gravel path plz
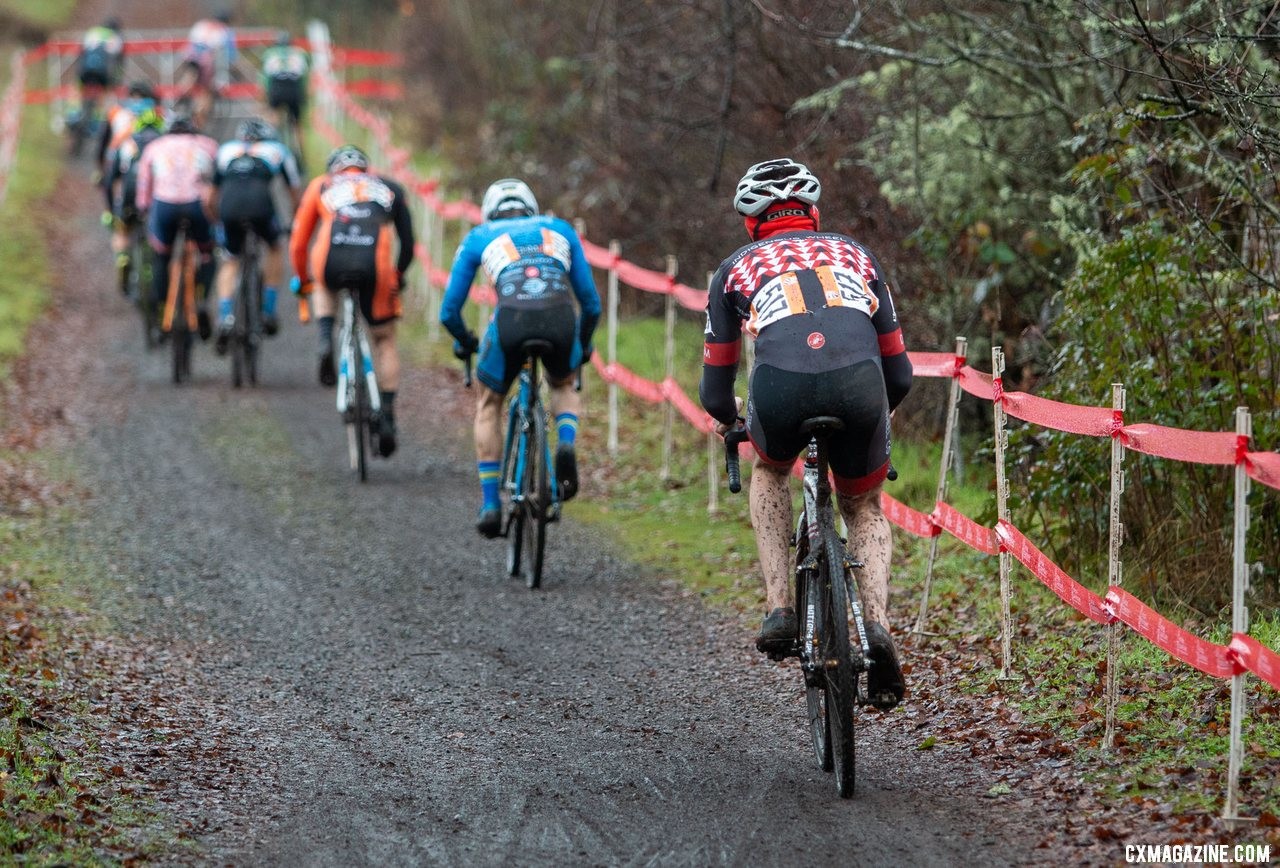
[18,7,1059,855]
[37,153,1054,868]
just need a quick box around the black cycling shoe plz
[755,606,798,654]
[262,313,279,336]
[476,507,502,539]
[865,621,905,710]
[318,350,336,387]
[555,443,578,501]
[214,317,234,356]
[196,308,212,341]
[377,411,397,458]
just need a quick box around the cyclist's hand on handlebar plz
[714,397,745,436]
[453,330,479,361]
[289,275,313,297]
[100,210,114,229]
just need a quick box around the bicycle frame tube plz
[334,290,381,415]
[803,438,871,662]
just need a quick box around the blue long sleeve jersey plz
[439,214,601,345]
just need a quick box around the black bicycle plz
[725,417,871,798]
[227,225,264,388]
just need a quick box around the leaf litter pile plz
[891,595,1280,862]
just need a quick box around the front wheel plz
[822,532,858,798]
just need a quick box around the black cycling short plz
[79,69,109,88]
[266,78,303,122]
[747,359,891,495]
[477,305,581,395]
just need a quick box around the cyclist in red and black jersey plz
[700,158,912,708]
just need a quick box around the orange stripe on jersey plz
[502,235,519,263]
[781,272,806,314]
[816,265,843,307]
[878,329,906,356]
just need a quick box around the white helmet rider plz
[733,158,822,217]
[481,178,539,221]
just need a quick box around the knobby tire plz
[521,402,548,590]
[351,341,369,482]
[504,410,525,577]
[822,530,858,798]
[799,543,834,773]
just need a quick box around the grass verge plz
[0,101,59,379]
[0,0,75,30]
[1,506,183,864]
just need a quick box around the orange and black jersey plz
[700,230,912,425]
[290,170,415,321]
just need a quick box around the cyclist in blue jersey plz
[440,179,601,538]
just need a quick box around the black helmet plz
[326,145,369,173]
[127,80,156,101]
[236,117,276,142]
[214,8,233,24]
[166,110,197,135]
[103,16,122,31]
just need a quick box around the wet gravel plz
[16,6,1073,858]
[29,155,1069,868]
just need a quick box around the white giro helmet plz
[481,178,539,221]
[733,158,821,217]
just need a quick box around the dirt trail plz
[4,1,1083,863]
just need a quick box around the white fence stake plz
[660,255,678,482]
[1224,406,1253,821]
[1103,383,1126,752]
[607,240,620,458]
[914,335,967,634]
[992,346,1014,679]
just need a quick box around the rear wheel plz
[244,252,262,386]
[521,404,549,589]
[348,342,369,482]
[799,556,834,773]
[133,237,158,350]
[822,531,857,798]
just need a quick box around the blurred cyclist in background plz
[260,31,309,156]
[102,107,165,295]
[209,117,303,349]
[135,110,219,340]
[176,9,237,128]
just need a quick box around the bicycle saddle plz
[520,339,555,358]
[799,416,845,436]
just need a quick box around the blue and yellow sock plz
[262,286,278,316]
[218,297,233,321]
[555,413,578,448]
[478,460,501,511]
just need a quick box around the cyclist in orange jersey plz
[290,145,415,455]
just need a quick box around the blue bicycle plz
[465,339,561,588]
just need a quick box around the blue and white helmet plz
[733,158,821,217]
[481,178,538,221]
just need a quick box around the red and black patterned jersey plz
[704,230,906,369]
